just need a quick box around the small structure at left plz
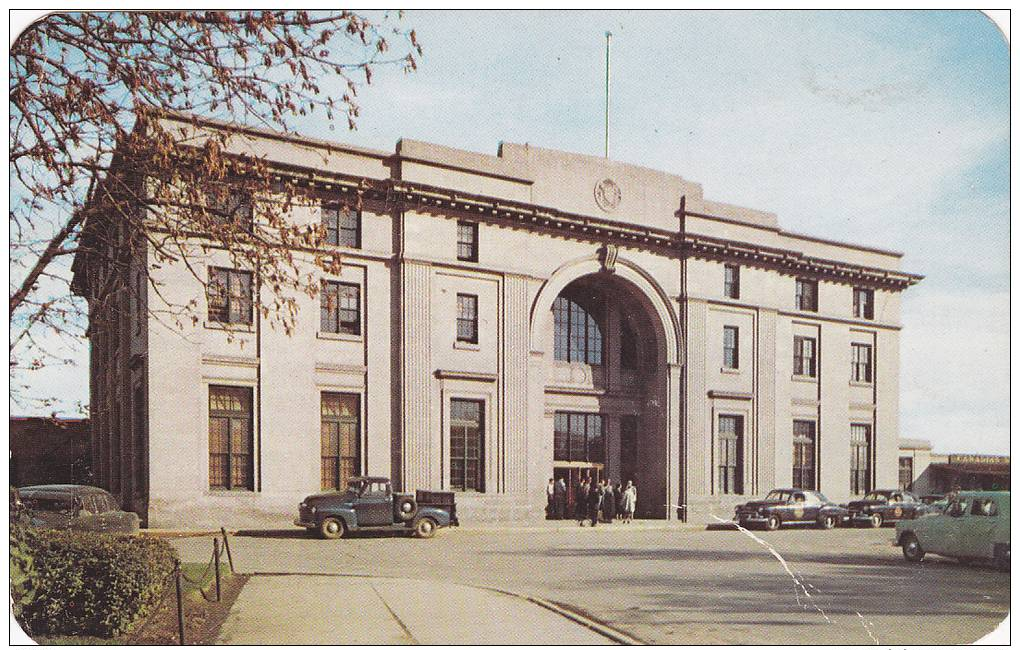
[9,416,91,487]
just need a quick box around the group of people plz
[546,475,638,525]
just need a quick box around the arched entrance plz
[530,254,683,519]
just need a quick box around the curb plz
[489,587,646,645]
[140,529,227,538]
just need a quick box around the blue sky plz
[18,10,1009,455]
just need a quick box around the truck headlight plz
[310,506,317,514]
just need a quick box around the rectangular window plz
[323,206,361,248]
[321,281,361,335]
[552,296,604,365]
[792,420,816,489]
[456,294,478,344]
[717,415,743,494]
[450,399,484,491]
[207,268,253,325]
[208,385,253,490]
[457,221,478,262]
[205,186,253,230]
[898,457,913,491]
[853,288,874,320]
[553,412,605,463]
[850,424,871,495]
[724,264,740,299]
[851,343,873,383]
[321,393,360,491]
[723,326,739,370]
[793,336,817,377]
[795,278,818,312]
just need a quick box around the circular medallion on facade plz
[594,178,622,212]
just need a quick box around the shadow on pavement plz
[235,528,416,540]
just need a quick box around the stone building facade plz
[73,114,921,528]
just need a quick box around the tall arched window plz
[553,295,603,364]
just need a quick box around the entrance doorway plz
[553,464,604,517]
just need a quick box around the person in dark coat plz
[587,480,603,527]
[554,477,567,520]
[575,479,589,525]
[603,481,616,523]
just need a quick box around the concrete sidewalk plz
[215,574,620,645]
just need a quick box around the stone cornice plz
[272,169,922,291]
[139,136,923,293]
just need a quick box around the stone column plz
[501,274,529,493]
[400,260,433,490]
[666,361,684,519]
[756,308,778,494]
[684,298,710,498]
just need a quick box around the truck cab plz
[295,477,457,539]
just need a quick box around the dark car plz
[17,484,140,534]
[845,489,924,527]
[295,476,457,539]
[734,489,848,530]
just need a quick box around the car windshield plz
[765,490,793,501]
[344,481,364,497]
[864,492,891,502]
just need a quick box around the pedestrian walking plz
[622,480,637,523]
[554,477,567,520]
[588,480,603,527]
[603,481,616,523]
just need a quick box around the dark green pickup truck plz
[295,476,458,539]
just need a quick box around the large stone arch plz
[528,254,683,365]
[526,252,685,519]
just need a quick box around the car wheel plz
[319,517,346,540]
[414,517,437,539]
[395,495,417,522]
[869,513,883,528]
[901,534,925,562]
[817,514,836,530]
[765,515,781,531]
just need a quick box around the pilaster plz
[400,260,433,490]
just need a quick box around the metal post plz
[174,559,185,645]
[220,527,235,574]
[213,537,222,602]
[605,31,612,159]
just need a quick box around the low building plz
[72,113,922,528]
[9,416,91,487]
[898,439,1009,495]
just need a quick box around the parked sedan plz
[895,491,1009,571]
[734,489,848,530]
[845,490,924,527]
[18,484,139,534]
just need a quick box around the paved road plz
[174,524,1010,645]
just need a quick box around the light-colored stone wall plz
[84,115,917,527]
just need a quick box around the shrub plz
[14,527,178,638]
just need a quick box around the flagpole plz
[604,31,612,159]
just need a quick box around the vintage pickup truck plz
[295,476,458,539]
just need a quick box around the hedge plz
[13,526,178,638]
